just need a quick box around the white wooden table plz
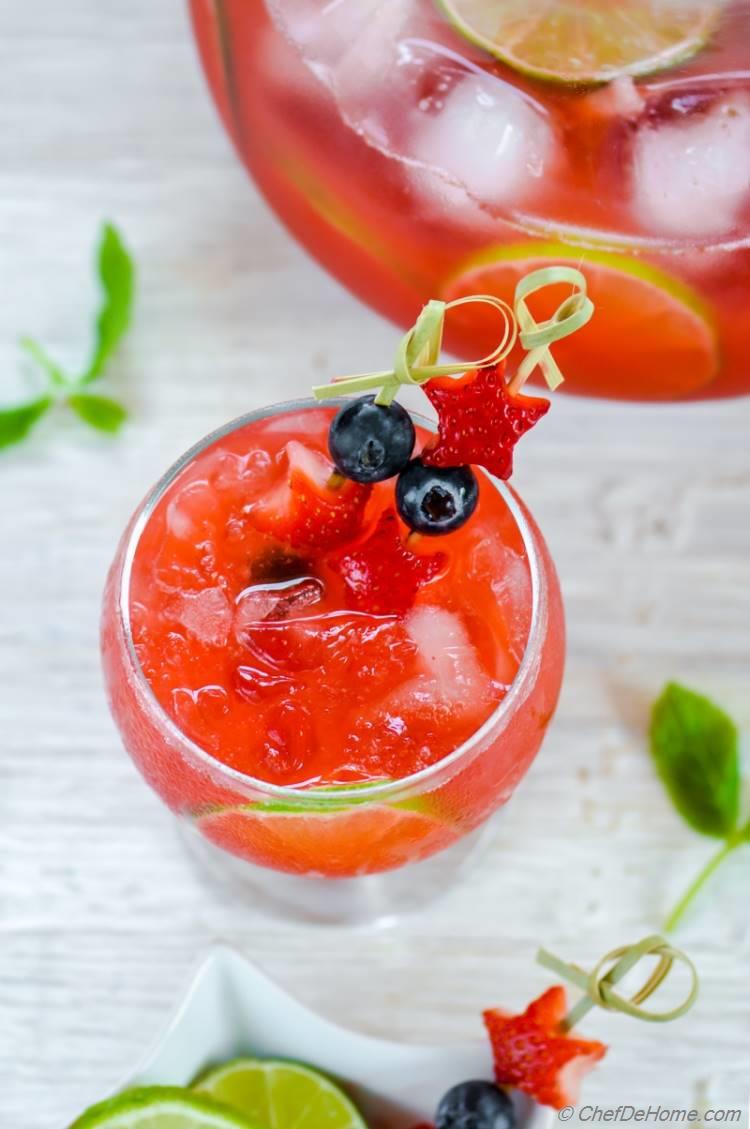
[1,3,749,1126]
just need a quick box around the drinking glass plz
[101,400,564,924]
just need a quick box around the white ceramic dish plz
[101,945,552,1129]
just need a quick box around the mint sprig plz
[650,682,748,931]
[1,222,134,450]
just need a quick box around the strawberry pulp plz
[128,406,533,787]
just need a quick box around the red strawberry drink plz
[101,286,583,919]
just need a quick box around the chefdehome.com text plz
[557,1106,744,1124]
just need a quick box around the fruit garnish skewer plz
[313,267,593,542]
[483,934,699,1112]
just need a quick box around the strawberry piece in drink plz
[250,439,370,551]
[331,510,446,616]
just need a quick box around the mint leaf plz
[68,392,127,433]
[0,397,52,449]
[651,682,739,839]
[7,221,136,453]
[19,337,67,388]
[79,222,134,384]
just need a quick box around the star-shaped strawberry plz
[330,510,446,616]
[422,362,550,480]
[483,986,607,1110]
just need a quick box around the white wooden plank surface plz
[1,2,749,1126]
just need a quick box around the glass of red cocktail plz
[190,0,750,401]
[101,398,563,924]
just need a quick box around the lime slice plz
[194,1058,368,1129]
[68,1086,266,1129]
[443,241,719,399]
[197,802,456,877]
[438,0,722,85]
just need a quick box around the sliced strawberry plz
[483,986,607,1110]
[331,510,446,616]
[250,440,370,551]
[422,362,549,480]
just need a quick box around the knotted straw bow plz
[537,935,699,1033]
[313,266,593,406]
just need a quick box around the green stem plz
[665,839,740,933]
[313,371,395,399]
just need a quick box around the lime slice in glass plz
[443,241,719,399]
[194,1058,368,1129]
[437,0,722,84]
[68,1086,267,1129]
[197,801,456,877]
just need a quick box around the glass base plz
[178,818,496,927]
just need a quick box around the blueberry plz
[396,459,478,535]
[435,1080,516,1129]
[328,396,415,483]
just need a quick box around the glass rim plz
[118,396,547,804]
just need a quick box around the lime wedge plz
[443,241,719,399]
[68,1086,266,1129]
[194,1058,368,1129]
[438,0,722,85]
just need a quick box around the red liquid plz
[190,0,750,401]
[102,404,564,876]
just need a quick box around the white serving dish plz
[106,944,552,1129]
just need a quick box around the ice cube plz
[268,0,379,63]
[168,587,232,647]
[271,0,442,159]
[166,478,216,541]
[406,605,492,707]
[340,609,500,778]
[271,0,415,92]
[633,93,750,239]
[411,74,555,209]
[234,577,324,633]
[209,447,272,492]
[469,535,531,667]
